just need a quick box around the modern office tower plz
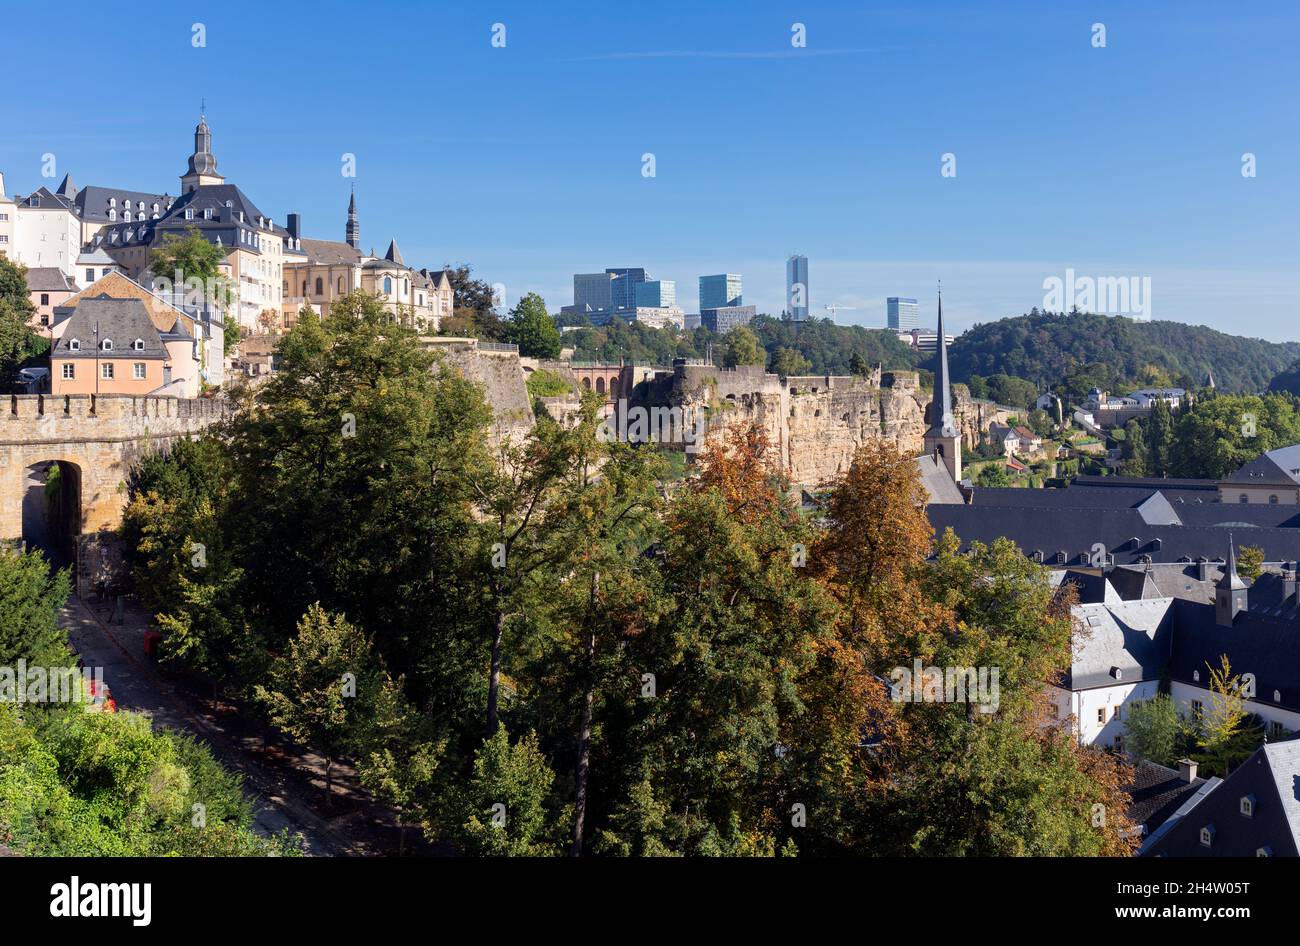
[699,273,742,312]
[786,255,809,321]
[635,279,676,309]
[887,296,919,331]
[573,272,615,313]
[701,305,757,334]
[607,267,648,311]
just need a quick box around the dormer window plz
[185,208,194,220]
[110,232,119,243]
[69,338,80,351]
[1199,825,1215,848]
[133,338,145,351]
[124,200,131,210]
[125,229,134,242]
[152,202,159,213]
[1257,847,1272,857]
[1240,795,1255,817]
[108,209,117,221]
[204,207,213,220]
[101,339,113,351]
[109,197,116,207]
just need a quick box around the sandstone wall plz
[440,347,535,445]
[634,363,1014,488]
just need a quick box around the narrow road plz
[60,594,416,856]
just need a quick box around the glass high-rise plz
[786,255,808,321]
[607,267,647,311]
[887,297,919,331]
[573,272,614,313]
[635,279,676,308]
[698,274,742,312]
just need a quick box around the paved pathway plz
[60,594,430,856]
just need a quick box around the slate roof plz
[1227,445,1300,487]
[1127,760,1209,838]
[917,454,964,505]
[52,297,167,359]
[298,238,362,266]
[1168,598,1300,713]
[16,186,75,212]
[25,267,77,293]
[1064,597,1174,690]
[74,185,173,224]
[1144,738,1300,857]
[54,271,196,336]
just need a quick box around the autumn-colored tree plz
[1195,655,1264,776]
[1236,545,1264,581]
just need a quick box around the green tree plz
[508,292,561,358]
[1194,656,1263,776]
[1124,694,1188,766]
[769,346,812,377]
[149,227,234,312]
[254,604,378,805]
[722,326,764,367]
[975,463,1011,487]
[448,728,559,856]
[0,256,40,388]
[0,546,72,668]
[1237,545,1264,581]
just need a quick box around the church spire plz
[346,185,360,249]
[1215,534,1248,626]
[923,287,962,483]
[180,112,224,193]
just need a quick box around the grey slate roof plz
[917,454,964,504]
[1168,598,1300,713]
[74,185,172,224]
[1064,597,1173,690]
[298,238,362,266]
[52,297,166,359]
[1127,760,1209,838]
[1227,444,1300,487]
[25,267,77,292]
[1144,738,1300,857]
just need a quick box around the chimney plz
[1177,759,1198,783]
[286,213,301,240]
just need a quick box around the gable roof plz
[1228,445,1300,487]
[51,297,167,359]
[917,454,964,505]
[1168,598,1300,713]
[1064,597,1174,690]
[55,270,196,336]
[298,238,362,266]
[1144,739,1300,857]
[1127,760,1209,838]
[24,267,78,293]
[74,185,172,224]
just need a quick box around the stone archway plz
[21,459,82,571]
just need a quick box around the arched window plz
[338,277,345,293]
[582,378,591,390]
[108,209,117,221]
[302,280,307,295]
[383,276,393,294]
[1270,495,1279,504]
[596,377,606,395]
[315,277,323,296]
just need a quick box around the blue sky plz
[3,0,1296,339]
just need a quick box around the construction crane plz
[824,303,857,319]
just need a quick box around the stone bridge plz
[2,394,228,592]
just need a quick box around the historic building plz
[917,293,965,504]
[49,297,195,396]
[280,188,453,331]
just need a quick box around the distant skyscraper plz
[786,255,808,321]
[887,297,919,331]
[607,267,647,311]
[573,272,615,313]
[635,279,676,308]
[699,274,742,312]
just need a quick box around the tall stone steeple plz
[924,289,961,483]
[346,186,360,249]
[180,112,225,193]
[1215,535,1249,627]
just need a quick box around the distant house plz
[1130,388,1185,410]
[50,297,192,396]
[1220,444,1300,505]
[988,423,1019,455]
[24,266,78,330]
[1013,425,1042,452]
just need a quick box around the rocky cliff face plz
[632,362,1012,487]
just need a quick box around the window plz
[315,277,323,295]
[1096,708,1106,724]
[62,363,75,379]
[1257,847,1273,857]
[101,363,114,379]
[1240,795,1255,817]
[133,338,144,351]
[338,277,344,293]
[1239,494,1248,504]
[69,339,80,351]
[203,207,213,220]
[40,293,49,306]
[124,200,132,210]
[101,339,113,351]
[1199,825,1214,848]
[185,208,195,220]
[383,276,393,294]
[1271,720,1285,738]
[1269,495,1279,504]
[86,268,95,283]
[1192,699,1204,716]
[133,363,146,379]
[1113,734,1124,751]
